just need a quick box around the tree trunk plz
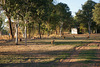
[15,24,18,45]
[95,29,97,34]
[60,27,62,37]
[56,29,57,35]
[29,30,31,38]
[7,17,14,39]
[60,23,63,37]
[88,22,91,37]
[39,23,41,39]
[48,31,50,37]
[25,21,27,45]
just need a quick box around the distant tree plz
[75,0,96,34]
[82,0,96,34]
[93,3,100,24]
[0,10,6,34]
[55,3,71,36]
[75,10,88,33]
[0,0,15,39]
[32,0,53,39]
[27,22,34,38]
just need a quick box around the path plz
[58,41,100,67]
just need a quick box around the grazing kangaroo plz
[51,40,55,44]
[73,35,75,38]
[63,36,65,39]
[87,36,89,39]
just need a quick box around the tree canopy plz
[75,0,96,34]
[93,3,100,24]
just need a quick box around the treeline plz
[75,0,100,34]
[0,0,72,39]
[0,0,100,39]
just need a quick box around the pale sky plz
[54,0,99,16]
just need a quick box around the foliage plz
[0,0,71,38]
[75,0,96,33]
[93,3,100,24]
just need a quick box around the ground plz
[0,34,100,67]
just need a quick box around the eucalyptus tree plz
[82,0,96,35]
[0,0,16,39]
[75,10,88,33]
[93,3,100,24]
[54,3,71,37]
[44,3,59,35]
[14,0,33,45]
[75,0,96,35]
[30,0,53,38]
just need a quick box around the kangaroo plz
[51,40,55,44]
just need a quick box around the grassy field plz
[0,34,100,67]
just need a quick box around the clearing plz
[0,34,100,67]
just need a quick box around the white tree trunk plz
[15,23,18,45]
[60,27,62,37]
[60,22,63,37]
[15,16,19,45]
[25,20,27,45]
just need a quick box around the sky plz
[54,0,99,16]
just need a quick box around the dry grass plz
[0,35,10,40]
[0,45,74,52]
[0,34,100,67]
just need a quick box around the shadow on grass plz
[26,41,92,46]
[0,49,100,67]
[54,42,91,45]
[77,49,100,64]
[31,37,100,40]
[0,38,99,46]
[0,50,71,67]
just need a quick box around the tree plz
[75,10,87,33]
[0,17,3,32]
[54,3,71,37]
[75,0,96,35]
[93,3,100,24]
[0,0,16,39]
[82,0,96,35]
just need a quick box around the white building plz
[71,28,78,34]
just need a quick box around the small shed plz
[71,28,78,34]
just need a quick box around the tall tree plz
[82,0,96,35]
[0,0,15,39]
[93,3,100,24]
[31,0,53,38]
[55,3,71,36]
[75,0,96,35]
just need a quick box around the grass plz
[0,39,95,64]
[77,49,97,63]
[0,55,54,64]
[0,51,71,64]
[0,55,24,64]
[89,45,98,47]
[0,34,100,66]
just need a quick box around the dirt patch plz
[0,45,74,52]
